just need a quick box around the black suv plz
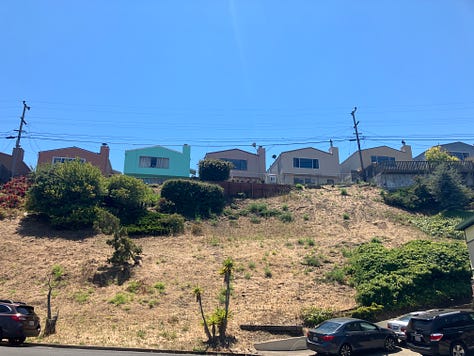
[0,299,41,345]
[405,308,474,356]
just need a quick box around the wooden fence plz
[215,181,291,199]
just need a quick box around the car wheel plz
[339,343,352,356]
[450,342,467,356]
[384,336,397,352]
[8,337,26,345]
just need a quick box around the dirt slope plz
[0,185,429,353]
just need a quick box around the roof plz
[456,215,474,230]
[39,146,99,155]
[125,145,187,154]
[276,146,333,157]
[205,148,258,157]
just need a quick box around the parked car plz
[405,308,474,356]
[306,317,398,356]
[0,299,41,345]
[387,310,436,342]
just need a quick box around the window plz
[222,158,247,171]
[293,158,319,169]
[450,152,469,161]
[139,156,169,169]
[371,156,395,164]
[52,157,86,164]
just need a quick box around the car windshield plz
[314,321,342,334]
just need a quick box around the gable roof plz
[125,145,186,155]
[276,146,334,157]
[39,146,100,155]
[205,148,258,157]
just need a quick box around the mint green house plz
[124,144,191,184]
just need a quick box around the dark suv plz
[405,308,474,356]
[0,299,41,345]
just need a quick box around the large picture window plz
[139,156,169,169]
[293,158,319,169]
[371,156,395,164]
[222,158,247,171]
[52,156,86,164]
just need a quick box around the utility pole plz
[11,100,30,178]
[350,107,366,181]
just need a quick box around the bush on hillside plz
[126,211,184,236]
[26,161,105,229]
[104,175,154,224]
[346,240,471,310]
[0,176,30,209]
[382,165,473,213]
[160,179,225,218]
[198,159,232,181]
[301,307,336,327]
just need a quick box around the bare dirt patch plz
[0,185,429,353]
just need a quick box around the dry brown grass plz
[0,185,429,353]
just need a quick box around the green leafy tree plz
[425,146,459,162]
[198,159,232,181]
[107,227,142,266]
[104,175,153,224]
[26,161,105,228]
[427,163,472,210]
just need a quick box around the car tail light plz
[322,335,335,341]
[430,333,443,342]
[11,314,26,322]
[401,326,406,333]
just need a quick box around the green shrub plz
[346,240,471,309]
[198,159,232,181]
[109,292,130,306]
[126,211,184,236]
[126,280,143,294]
[302,253,321,267]
[26,161,105,229]
[410,213,464,239]
[104,175,153,224]
[324,267,346,284]
[161,179,225,218]
[279,212,293,223]
[295,184,304,190]
[301,307,335,327]
[351,303,384,322]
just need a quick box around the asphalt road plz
[0,344,198,356]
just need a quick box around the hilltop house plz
[124,144,191,184]
[414,142,474,161]
[0,147,30,183]
[340,143,412,181]
[268,145,340,185]
[204,146,266,182]
[37,143,114,176]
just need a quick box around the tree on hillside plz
[425,146,459,162]
[26,161,105,228]
[427,163,472,210]
[198,159,232,181]
[104,174,154,224]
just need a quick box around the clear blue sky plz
[2,1,474,173]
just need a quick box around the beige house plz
[268,146,340,185]
[340,144,412,179]
[204,146,266,182]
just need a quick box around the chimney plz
[100,143,110,175]
[257,146,266,175]
[400,141,412,160]
[329,145,339,164]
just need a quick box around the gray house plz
[414,142,474,161]
[268,146,340,185]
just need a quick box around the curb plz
[26,342,258,355]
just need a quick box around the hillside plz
[0,185,434,353]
